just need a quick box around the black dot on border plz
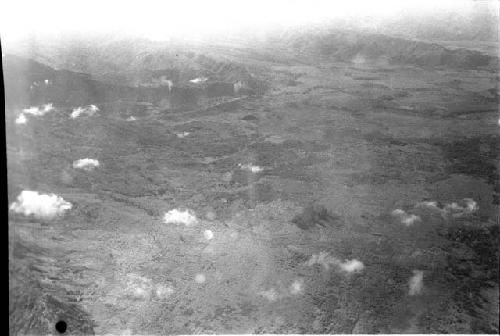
[55,320,67,334]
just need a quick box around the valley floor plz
[8,56,499,334]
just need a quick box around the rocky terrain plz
[6,30,499,334]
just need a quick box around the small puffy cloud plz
[463,198,478,212]
[10,190,72,219]
[15,114,27,124]
[408,270,424,296]
[73,158,99,171]
[401,214,420,226]
[391,209,421,226]
[176,131,190,138]
[22,103,54,116]
[444,198,478,217]
[71,104,99,119]
[203,229,214,240]
[126,116,137,121]
[338,259,365,273]
[189,77,208,84]
[44,79,49,85]
[289,280,304,295]
[415,198,478,218]
[239,163,263,173]
[306,251,365,274]
[391,209,406,217]
[194,273,206,284]
[163,209,198,226]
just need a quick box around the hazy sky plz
[0,0,496,42]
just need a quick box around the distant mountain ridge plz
[281,30,497,69]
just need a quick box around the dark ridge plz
[291,203,342,230]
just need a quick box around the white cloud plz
[415,198,478,218]
[444,198,478,217]
[15,114,27,124]
[306,251,365,273]
[189,77,208,84]
[290,280,303,295]
[391,209,421,226]
[338,259,365,273]
[194,273,206,284]
[163,208,198,226]
[71,104,99,119]
[44,79,49,85]
[9,190,72,219]
[126,116,137,121]
[203,229,214,240]
[176,131,190,138]
[401,214,420,226]
[22,103,54,116]
[408,270,424,296]
[73,158,99,171]
[239,163,263,173]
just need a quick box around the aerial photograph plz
[4,0,499,334]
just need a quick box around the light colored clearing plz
[239,163,263,173]
[163,208,198,226]
[155,284,174,299]
[408,270,424,296]
[203,229,214,240]
[126,116,137,121]
[189,77,208,84]
[289,280,304,295]
[71,104,99,119]
[22,103,54,116]
[194,273,206,284]
[391,209,421,226]
[176,131,190,138]
[73,158,100,171]
[9,190,72,219]
[15,114,27,124]
[260,288,278,302]
[306,251,365,273]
